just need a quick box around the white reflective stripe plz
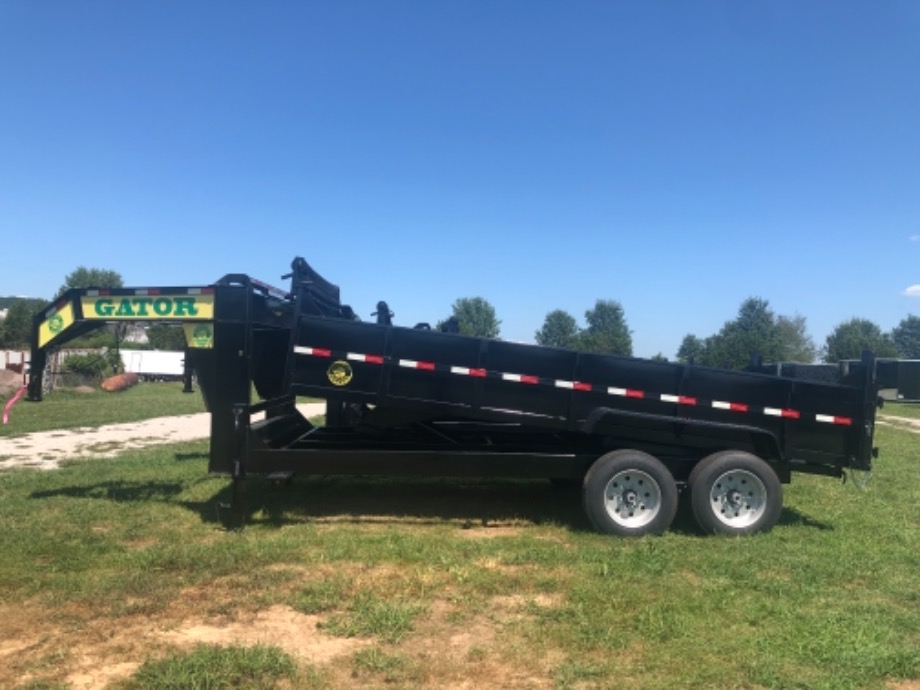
[763,408,782,417]
[660,394,678,403]
[451,366,470,375]
[816,414,835,424]
[188,288,203,295]
[556,380,574,389]
[135,289,150,295]
[712,401,731,410]
[346,353,365,361]
[87,290,100,296]
[503,373,522,382]
[399,359,418,368]
[293,346,313,355]
[608,387,627,396]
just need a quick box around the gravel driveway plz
[0,403,326,472]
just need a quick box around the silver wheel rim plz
[708,469,768,528]
[603,469,661,528]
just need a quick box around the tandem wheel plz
[582,449,678,537]
[688,450,783,535]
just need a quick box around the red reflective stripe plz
[626,389,644,399]
[313,348,332,358]
[201,288,215,294]
[678,396,697,406]
[470,368,487,378]
[573,382,592,392]
[521,375,539,385]
[417,361,436,371]
[782,409,800,419]
[365,354,384,365]
[834,416,853,426]
[730,403,748,412]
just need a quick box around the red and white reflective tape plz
[608,387,645,399]
[816,414,853,426]
[348,352,385,365]
[84,287,214,296]
[294,346,332,358]
[556,380,592,392]
[398,358,435,370]
[450,366,487,378]
[660,394,698,406]
[502,373,539,384]
[712,401,750,413]
[294,346,854,427]
[764,407,801,420]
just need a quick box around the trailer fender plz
[581,407,783,463]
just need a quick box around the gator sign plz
[80,293,215,320]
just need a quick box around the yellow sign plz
[327,360,353,386]
[38,302,76,348]
[81,293,215,320]
[184,323,214,349]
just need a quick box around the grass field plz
[0,386,917,689]
[0,383,207,437]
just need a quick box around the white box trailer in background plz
[119,350,185,381]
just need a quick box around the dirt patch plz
[457,525,525,539]
[877,414,920,435]
[160,604,369,664]
[0,369,24,396]
[385,595,559,690]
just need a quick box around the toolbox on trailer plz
[26,257,880,536]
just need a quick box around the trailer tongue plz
[28,257,880,536]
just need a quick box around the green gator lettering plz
[115,300,135,317]
[86,294,208,319]
[153,298,172,316]
[172,297,199,317]
[94,299,114,317]
[132,298,152,316]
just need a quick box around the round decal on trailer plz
[327,360,354,386]
[48,313,64,334]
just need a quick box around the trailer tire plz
[583,450,678,537]
[689,451,783,536]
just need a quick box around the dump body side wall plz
[276,315,872,476]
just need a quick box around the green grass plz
[117,644,299,689]
[0,409,917,688]
[1,382,206,437]
[880,400,920,419]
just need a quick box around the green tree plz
[823,318,898,362]
[776,314,817,363]
[578,299,632,356]
[676,334,707,364]
[56,266,123,298]
[890,315,920,358]
[535,309,579,349]
[448,297,501,338]
[704,297,783,369]
[146,324,188,350]
[0,298,45,348]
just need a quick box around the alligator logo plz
[192,325,213,348]
[327,360,353,386]
[48,313,64,334]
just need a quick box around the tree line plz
[2,267,919,367]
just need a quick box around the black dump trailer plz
[27,257,880,536]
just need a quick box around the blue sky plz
[1,2,918,358]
